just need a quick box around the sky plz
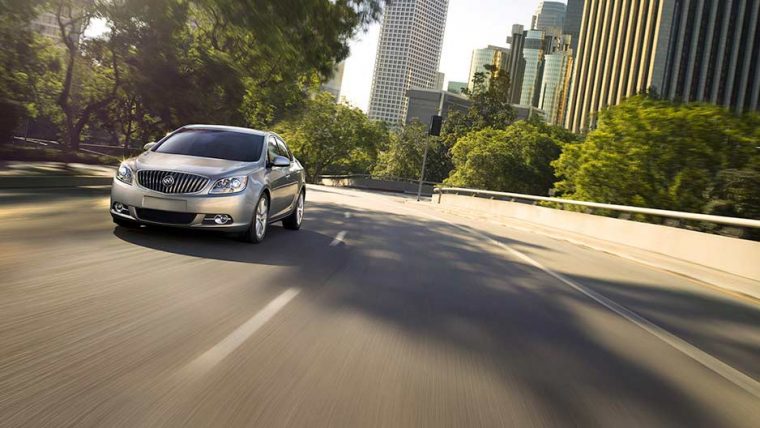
[342,0,544,112]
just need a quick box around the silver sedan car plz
[110,125,305,243]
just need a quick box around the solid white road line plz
[402,205,760,399]
[183,288,301,376]
[331,230,347,246]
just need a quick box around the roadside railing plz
[433,187,760,231]
[11,136,141,160]
[317,174,441,187]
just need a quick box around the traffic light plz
[429,115,442,136]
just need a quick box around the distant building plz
[467,46,510,92]
[447,81,468,95]
[538,35,573,125]
[563,0,583,53]
[31,1,88,46]
[512,104,545,121]
[321,62,345,101]
[565,0,760,133]
[506,24,527,104]
[368,0,449,125]
[532,1,566,37]
[519,30,546,107]
[434,72,446,91]
[405,88,471,128]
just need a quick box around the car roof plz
[181,124,269,137]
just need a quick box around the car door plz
[275,136,300,211]
[266,137,290,217]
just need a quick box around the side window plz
[267,138,280,163]
[275,137,293,160]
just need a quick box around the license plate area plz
[143,196,187,211]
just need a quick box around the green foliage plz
[275,92,388,182]
[0,0,61,142]
[373,120,424,179]
[1,0,386,150]
[445,119,573,195]
[433,64,517,180]
[552,96,760,217]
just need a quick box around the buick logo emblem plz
[162,175,175,187]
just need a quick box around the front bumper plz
[110,178,256,232]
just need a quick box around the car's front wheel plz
[240,193,269,243]
[282,191,304,230]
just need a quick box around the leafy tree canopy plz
[552,95,760,216]
[445,118,573,195]
[275,92,388,182]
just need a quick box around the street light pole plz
[416,139,430,201]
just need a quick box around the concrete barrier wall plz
[319,177,434,196]
[436,193,760,281]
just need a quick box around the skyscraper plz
[565,0,760,133]
[467,46,510,92]
[367,0,449,125]
[532,1,567,37]
[539,35,574,125]
[519,30,546,107]
[506,24,527,104]
[563,0,584,53]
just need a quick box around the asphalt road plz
[0,185,758,427]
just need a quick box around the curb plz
[0,176,113,189]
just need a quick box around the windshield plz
[154,129,264,162]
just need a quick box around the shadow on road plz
[113,222,337,266]
[296,201,760,426]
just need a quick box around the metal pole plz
[416,138,430,201]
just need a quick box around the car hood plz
[133,151,260,178]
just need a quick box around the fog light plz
[213,214,231,225]
[113,202,128,213]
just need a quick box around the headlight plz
[209,176,248,194]
[116,163,133,184]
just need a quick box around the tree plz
[275,92,388,182]
[552,95,760,216]
[433,64,517,180]
[445,119,572,195]
[373,120,427,179]
[7,0,387,150]
[0,0,59,143]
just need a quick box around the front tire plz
[240,193,269,243]
[282,191,304,230]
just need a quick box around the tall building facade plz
[659,0,760,114]
[566,0,760,132]
[539,35,574,125]
[519,30,546,106]
[563,0,584,53]
[506,24,527,104]
[467,46,510,92]
[532,1,567,37]
[367,0,449,125]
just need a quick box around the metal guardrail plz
[434,187,760,229]
[318,174,441,186]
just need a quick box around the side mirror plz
[271,155,291,167]
[143,142,157,151]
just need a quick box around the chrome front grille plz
[137,170,208,194]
